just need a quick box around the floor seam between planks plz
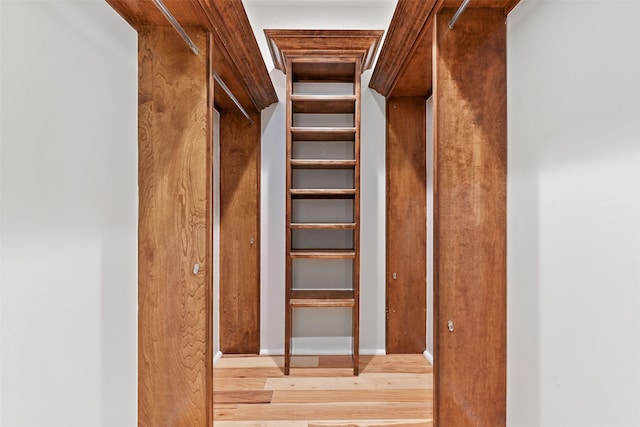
[214,354,433,424]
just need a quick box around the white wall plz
[245,4,395,354]
[507,1,640,426]
[0,1,138,426]
[425,97,434,362]
[213,110,221,360]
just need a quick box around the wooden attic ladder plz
[265,30,383,376]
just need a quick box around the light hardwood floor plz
[213,354,433,427]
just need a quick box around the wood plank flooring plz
[214,354,433,426]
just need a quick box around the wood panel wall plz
[386,96,427,354]
[219,108,261,353]
[433,8,507,427]
[138,26,213,426]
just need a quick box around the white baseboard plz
[423,350,434,366]
[213,351,223,366]
[362,349,386,356]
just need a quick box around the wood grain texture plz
[138,26,212,427]
[289,222,356,229]
[264,373,431,391]
[369,0,438,96]
[433,8,507,427]
[290,160,356,169]
[214,367,356,379]
[220,108,261,354]
[272,389,432,404]
[442,0,520,10]
[369,0,521,96]
[215,423,306,427]
[352,58,362,376]
[213,40,256,117]
[289,250,356,259]
[202,0,278,110]
[215,422,431,427]
[386,97,427,354]
[289,189,355,199]
[214,391,274,404]
[214,378,268,391]
[290,290,355,308]
[106,0,277,111]
[291,95,356,114]
[391,28,433,98]
[357,354,432,374]
[309,423,431,427]
[214,355,433,424]
[291,127,356,142]
[106,0,207,29]
[265,30,383,73]
[285,55,363,375]
[285,58,294,375]
[292,62,356,82]
[220,403,430,421]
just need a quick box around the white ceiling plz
[242,0,397,71]
[243,0,397,7]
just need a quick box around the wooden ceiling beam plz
[369,0,522,98]
[387,12,437,98]
[368,0,439,97]
[105,0,278,112]
[106,0,208,30]
[197,0,277,111]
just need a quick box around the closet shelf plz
[290,222,356,230]
[290,189,356,199]
[290,159,356,169]
[292,62,356,82]
[272,33,379,376]
[290,249,356,259]
[290,290,355,308]
[291,127,356,141]
[291,95,356,114]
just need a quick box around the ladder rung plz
[290,290,355,307]
[290,250,356,259]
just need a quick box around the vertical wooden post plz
[433,8,507,427]
[138,26,212,426]
[219,108,261,354]
[386,96,427,354]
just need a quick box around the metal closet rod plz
[151,0,254,124]
[151,0,200,55]
[448,0,472,29]
[214,72,254,125]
